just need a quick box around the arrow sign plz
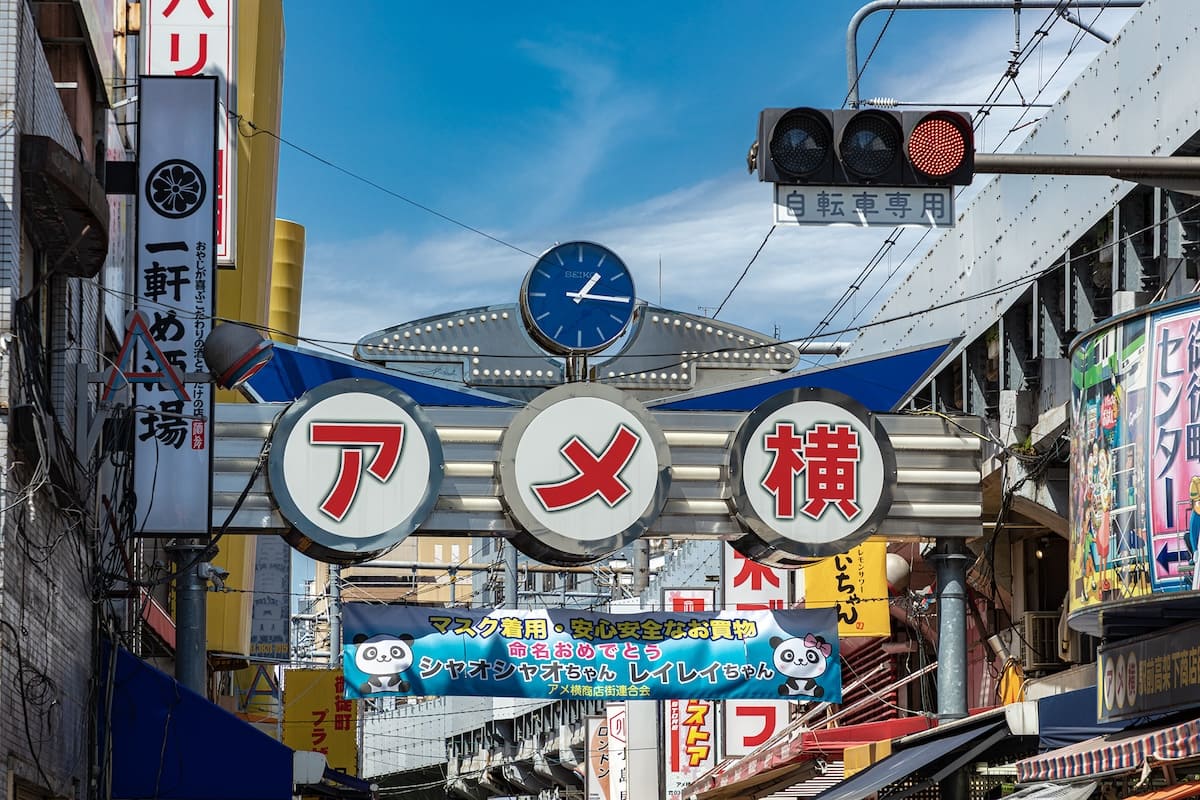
[1157,542,1189,572]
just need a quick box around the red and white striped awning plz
[1016,717,1200,783]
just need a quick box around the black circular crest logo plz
[144,159,206,219]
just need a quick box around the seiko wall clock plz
[519,241,636,355]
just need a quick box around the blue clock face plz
[520,242,636,355]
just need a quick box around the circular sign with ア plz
[730,387,895,564]
[267,379,444,565]
[498,383,671,565]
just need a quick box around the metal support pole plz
[846,0,1143,108]
[329,564,342,668]
[504,541,519,607]
[931,538,972,721]
[449,566,458,607]
[170,539,209,694]
[633,539,651,595]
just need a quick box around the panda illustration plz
[353,633,414,694]
[769,634,832,698]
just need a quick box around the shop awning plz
[807,721,1009,800]
[1120,780,1200,800]
[683,717,932,800]
[1036,686,1126,751]
[1003,782,1097,799]
[1016,717,1200,784]
[100,645,373,800]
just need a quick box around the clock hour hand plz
[565,291,632,303]
[571,273,601,304]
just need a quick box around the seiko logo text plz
[564,270,595,279]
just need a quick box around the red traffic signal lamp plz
[754,107,974,187]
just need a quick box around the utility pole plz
[329,564,342,668]
[170,539,209,694]
[504,540,519,607]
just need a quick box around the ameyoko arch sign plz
[267,379,444,564]
[731,388,896,563]
[264,381,898,566]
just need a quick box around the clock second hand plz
[571,272,601,304]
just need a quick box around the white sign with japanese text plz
[134,76,216,535]
[774,184,954,227]
[142,0,237,264]
[722,544,790,758]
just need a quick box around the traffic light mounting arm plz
[973,153,1200,196]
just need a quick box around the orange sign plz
[282,668,357,775]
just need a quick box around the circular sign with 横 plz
[267,378,444,565]
[730,387,895,564]
[498,383,671,565]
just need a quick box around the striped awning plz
[1015,717,1200,783]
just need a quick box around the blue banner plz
[341,603,841,702]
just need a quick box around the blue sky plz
[274,2,1134,352]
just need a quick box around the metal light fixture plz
[203,322,275,389]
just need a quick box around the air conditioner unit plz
[1064,628,1100,665]
[1022,611,1063,671]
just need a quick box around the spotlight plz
[204,322,275,389]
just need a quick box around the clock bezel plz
[519,241,636,356]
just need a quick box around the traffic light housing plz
[754,107,974,187]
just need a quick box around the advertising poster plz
[1069,317,1150,613]
[1146,305,1200,593]
[803,541,890,638]
[282,669,358,775]
[341,603,841,703]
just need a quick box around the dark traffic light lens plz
[908,113,969,178]
[769,110,831,178]
[839,112,901,179]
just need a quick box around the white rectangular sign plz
[724,699,790,758]
[134,76,216,535]
[774,184,954,227]
[722,544,790,758]
[142,0,237,264]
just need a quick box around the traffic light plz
[753,107,974,187]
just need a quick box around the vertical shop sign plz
[1148,306,1200,592]
[142,0,236,265]
[250,534,292,661]
[283,669,358,775]
[722,543,790,757]
[804,541,890,637]
[134,76,215,535]
[662,588,718,798]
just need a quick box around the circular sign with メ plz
[498,383,671,565]
[267,379,444,565]
[730,387,895,562]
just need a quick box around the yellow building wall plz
[207,0,286,658]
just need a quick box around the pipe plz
[847,0,1144,108]
[1059,8,1111,43]
[975,153,1200,179]
[504,543,519,607]
[930,538,972,720]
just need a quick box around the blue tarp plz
[100,645,293,800]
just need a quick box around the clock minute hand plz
[571,273,602,304]
[565,291,632,303]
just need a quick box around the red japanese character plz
[801,423,861,520]
[532,424,641,511]
[760,421,805,518]
[732,551,781,591]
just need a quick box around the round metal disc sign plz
[267,379,444,565]
[730,387,895,563]
[498,383,671,565]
